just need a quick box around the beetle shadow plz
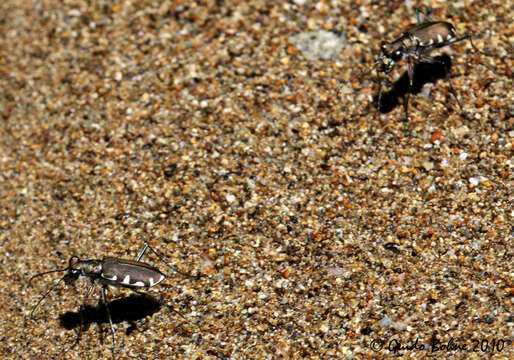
[59,293,161,333]
[375,54,452,113]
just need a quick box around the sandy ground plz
[0,0,512,359]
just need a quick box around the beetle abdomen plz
[100,257,166,288]
[407,22,456,47]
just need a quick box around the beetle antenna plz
[357,57,385,80]
[29,275,67,319]
[28,268,69,287]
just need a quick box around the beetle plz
[379,21,464,76]
[377,20,473,115]
[350,9,490,119]
[28,242,202,357]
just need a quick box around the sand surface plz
[0,1,512,359]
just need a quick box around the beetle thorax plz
[70,257,103,277]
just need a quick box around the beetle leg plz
[85,282,95,298]
[101,285,117,356]
[438,34,489,57]
[414,7,433,24]
[143,242,205,279]
[442,69,463,112]
[403,91,410,121]
[450,33,499,70]
[417,55,464,113]
[417,55,441,64]
[403,57,417,120]
[136,243,149,262]
[407,56,415,88]
[376,66,384,112]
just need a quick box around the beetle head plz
[380,41,403,62]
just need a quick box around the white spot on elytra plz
[447,34,452,40]
[428,39,434,45]
[437,34,443,43]
[102,274,117,281]
[149,275,165,287]
[133,281,145,287]
[122,275,131,285]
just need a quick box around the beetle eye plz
[392,50,402,60]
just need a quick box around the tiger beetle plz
[357,9,488,119]
[28,242,203,357]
